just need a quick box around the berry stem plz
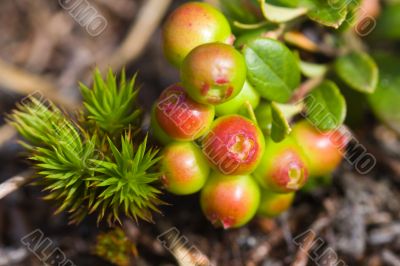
[245,100,258,125]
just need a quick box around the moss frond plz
[8,97,66,148]
[8,69,164,225]
[80,69,141,135]
[89,133,163,224]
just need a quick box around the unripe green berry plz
[215,81,260,116]
[253,137,309,193]
[181,43,247,105]
[201,115,265,175]
[153,84,215,141]
[160,142,209,195]
[257,190,295,217]
[162,2,232,67]
[200,172,260,229]
[291,120,347,177]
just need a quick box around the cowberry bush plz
[6,0,400,264]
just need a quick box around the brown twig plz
[0,247,28,266]
[0,58,78,110]
[292,216,331,266]
[0,171,33,200]
[382,249,400,266]
[98,0,172,73]
[290,76,323,104]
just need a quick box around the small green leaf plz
[244,37,301,103]
[255,101,272,136]
[233,20,269,30]
[80,69,141,135]
[299,0,348,28]
[271,102,291,142]
[275,102,304,120]
[260,1,308,23]
[300,61,328,78]
[304,80,347,131]
[234,27,276,48]
[338,0,361,32]
[267,0,299,7]
[368,53,400,134]
[335,52,379,93]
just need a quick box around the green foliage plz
[339,0,361,31]
[335,52,378,93]
[8,70,162,225]
[80,69,141,135]
[237,0,350,28]
[305,81,347,131]
[95,228,137,266]
[89,134,162,224]
[255,101,272,136]
[368,53,400,134]
[260,2,307,23]
[254,101,301,142]
[217,0,393,139]
[299,0,348,28]
[8,97,66,148]
[299,61,328,78]
[9,98,97,223]
[218,0,381,134]
[270,102,291,142]
[33,136,97,221]
[244,38,301,103]
[267,0,299,7]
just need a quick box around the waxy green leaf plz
[304,80,347,131]
[271,102,292,142]
[244,38,301,103]
[299,0,348,28]
[335,52,379,93]
[260,1,308,23]
[255,101,273,137]
[300,61,328,78]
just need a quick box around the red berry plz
[258,190,295,217]
[201,115,265,175]
[154,84,215,141]
[150,104,174,145]
[291,120,347,177]
[162,2,232,67]
[181,43,247,105]
[160,142,209,195]
[253,137,309,193]
[200,172,260,229]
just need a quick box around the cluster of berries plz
[151,2,346,229]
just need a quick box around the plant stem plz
[245,101,258,124]
[0,171,33,200]
[99,0,172,73]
